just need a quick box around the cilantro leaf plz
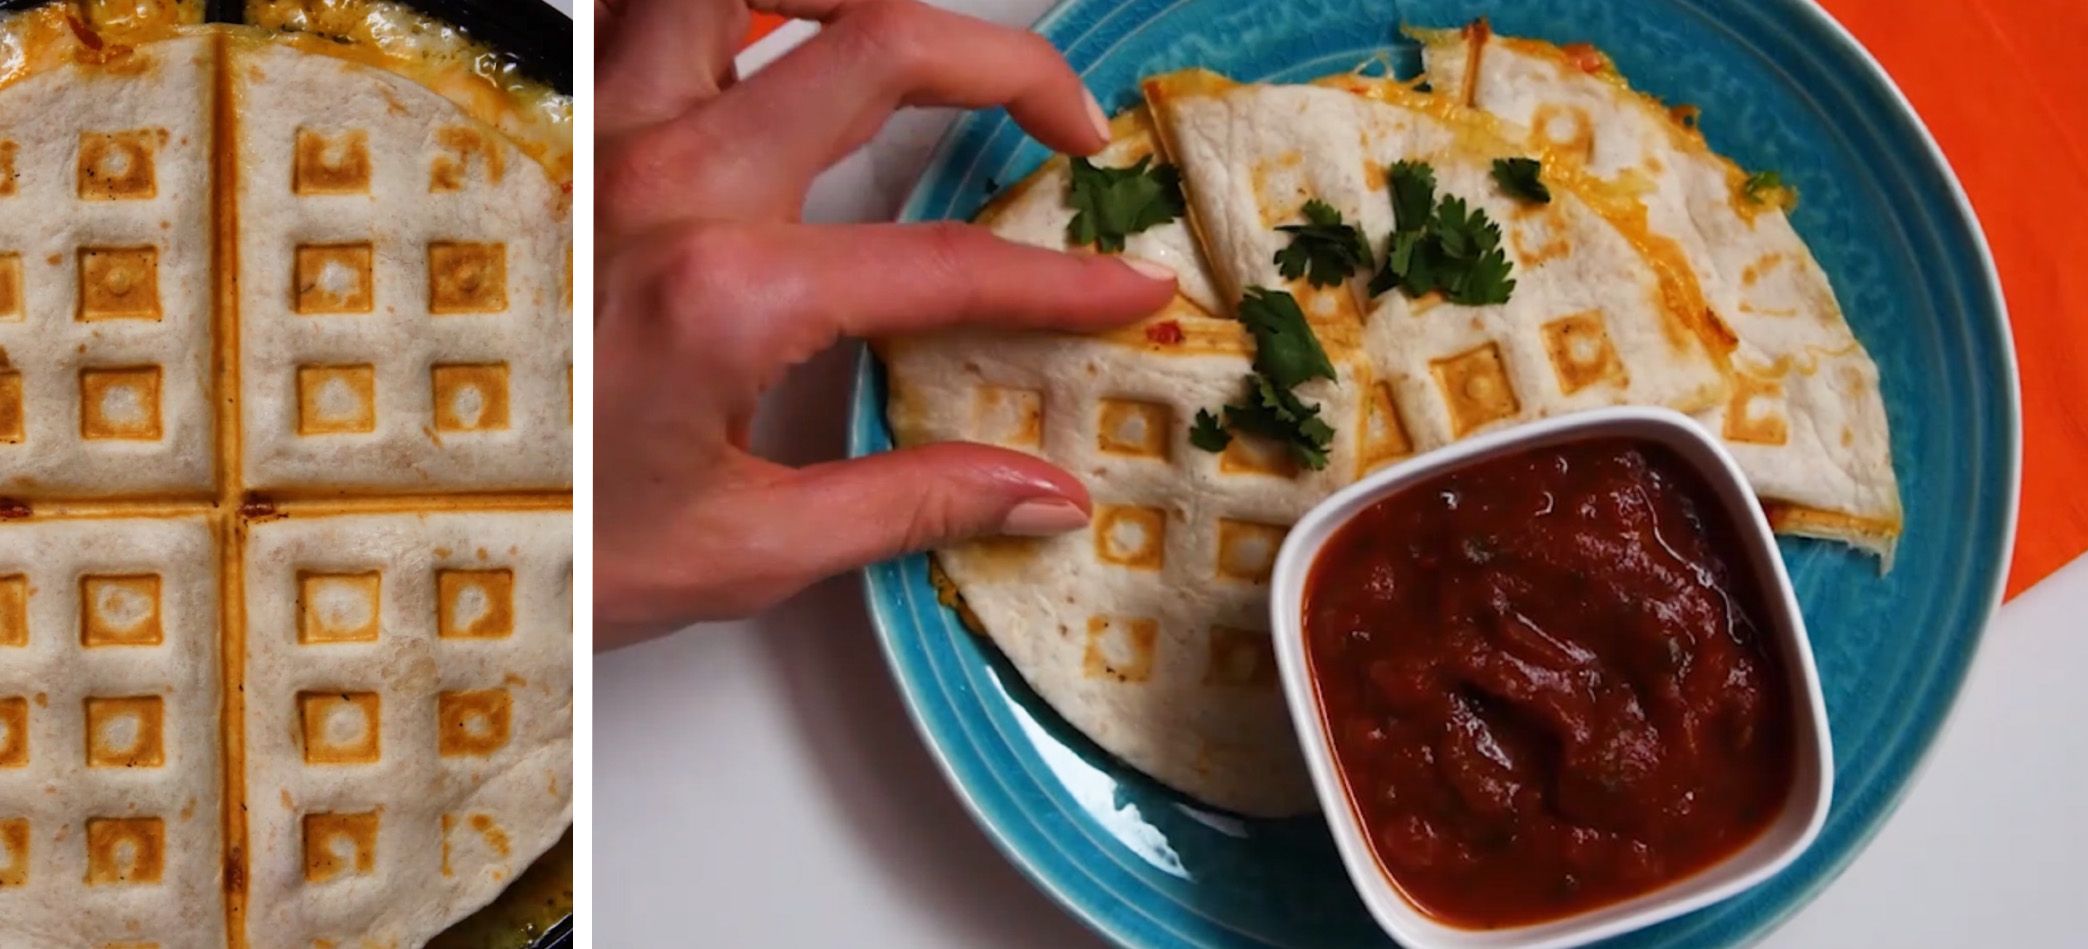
[1236,287,1336,389]
[1491,157,1550,204]
[1741,169,1796,209]
[1188,408,1232,453]
[1388,161,1437,235]
[1368,174,1517,306]
[1222,376,1333,470]
[1273,199,1372,287]
[1065,157,1186,253]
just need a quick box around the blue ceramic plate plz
[848,0,2019,944]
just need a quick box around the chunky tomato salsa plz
[1303,440,1794,928]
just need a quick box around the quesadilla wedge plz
[882,111,1361,817]
[1415,23,1902,559]
[1142,69,1733,457]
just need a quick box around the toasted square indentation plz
[0,371,21,443]
[1096,398,1172,459]
[80,575,162,647]
[427,242,508,314]
[971,385,1042,448]
[294,244,375,314]
[1531,104,1595,162]
[438,689,512,757]
[85,696,164,768]
[1219,433,1299,478]
[1432,342,1520,437]
[1215,519,1285,584]
[431,364,510,433]
[294,128,372,195]
[431,126,504,192]
[299,572,381,644]
[77,130,159,200]
[303,812,378,883]
[1542,310,1626,394]
[0,252,20,320]
[437,569,514,639]
[78,248,161,321]
[0,575,23,646]
[0,697,25,767]
[1093,505,1165,569]
[1082,616,1158,683]
[441,812,513,879]
[1204,626,1276,687]
[1723,373,1789,446]
[85,817,163,885]
[296,365,377,435]
[0,818,24,886]
[299,691,381,765]
[0,140,16,196]
[79,367,163,440]
[1359,381,1413,470]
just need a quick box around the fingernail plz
[1083,87,1112,145]
[1001,498,1089,537]
[1122,256,1178,283]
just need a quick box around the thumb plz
[758,442,1093,579]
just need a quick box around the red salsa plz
[1304,439,1794,928]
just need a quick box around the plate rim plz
[849,0,2024,943]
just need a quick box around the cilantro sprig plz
[1741,169,1797,210]
[1224,375,1335,470]
[1368,162,1518,306]
[1237,286,1336,389]
[1187,288,1338,470]
[1065,157,1185,253]
[1491,157,1550,204]
[1273,199,1372,287]
[1189,409,1232,452]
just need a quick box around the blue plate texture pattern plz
[849,0,2019,945]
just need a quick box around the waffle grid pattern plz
[0,32,571,949]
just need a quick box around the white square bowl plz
[1268,406,1835,949]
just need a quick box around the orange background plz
[742,1,2088,598]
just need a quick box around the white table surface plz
[595,4,2088,944]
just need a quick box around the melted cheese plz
[245,0,570,183]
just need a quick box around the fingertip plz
[1001,497,1090,537]
[1119,255,1180,285]
[1080,85,1112,150]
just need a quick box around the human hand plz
[593,0,1178,648]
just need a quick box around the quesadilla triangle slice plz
[1415,23,1904,560]
[978,108,1225,316]
[1143,69,1730,465]
[881,109,1373,818]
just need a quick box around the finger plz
[617,0,1107,225]
[595,0,745,135]
[756,442,1095,582]
[649,221,1176,367]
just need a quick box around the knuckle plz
[664,225,746,298]
[914,222,986,308]
[899,487,967,553]
[837,0,927,73]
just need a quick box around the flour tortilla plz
[234,37,574,494]
[0,35,216,497]
[1417,24,1902,558]
[242,510,573,949]
[0,516,225,949]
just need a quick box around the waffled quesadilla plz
[0,1,571,945]
[884,37,1901,814]
[1416,22,1902,557]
